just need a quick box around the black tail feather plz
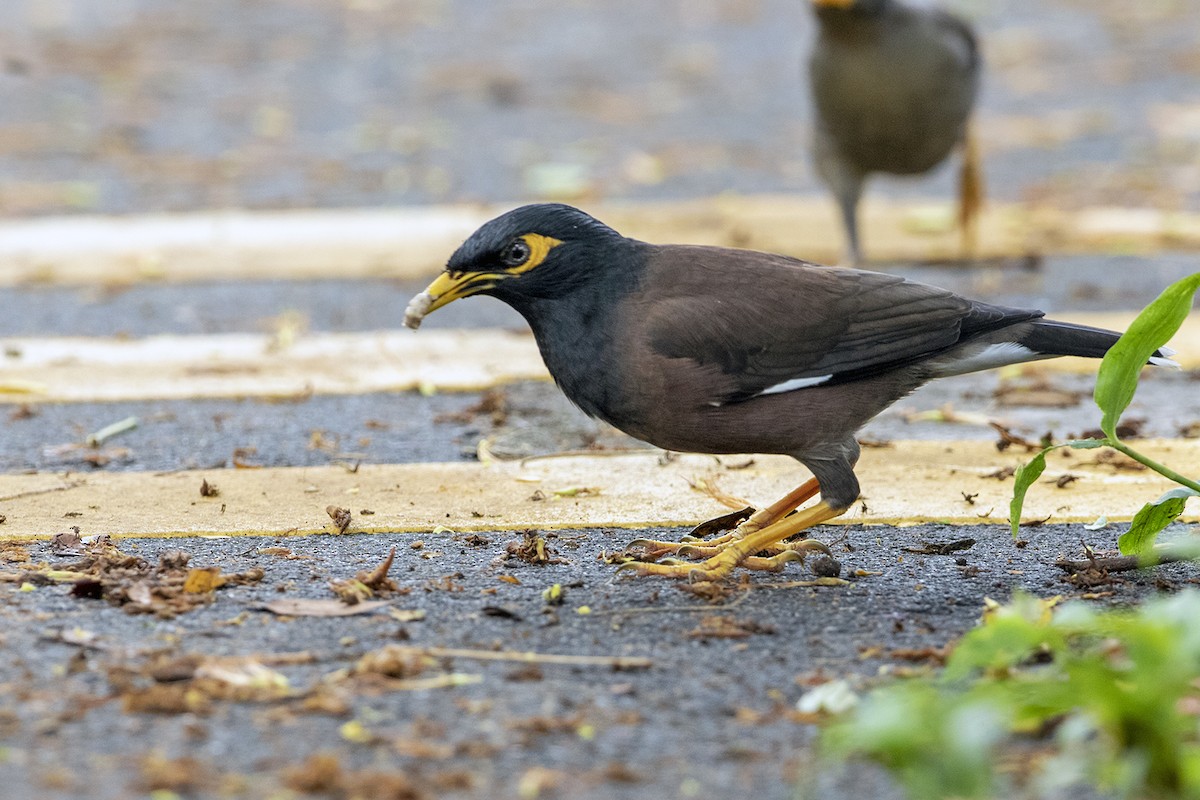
[1021,319,1175,364]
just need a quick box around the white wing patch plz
[759,374,834,396]
[709,373,835,407]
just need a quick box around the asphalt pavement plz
[3,521,1191,800]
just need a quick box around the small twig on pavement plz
[407,646,652,670]
[1056,542,1200,574]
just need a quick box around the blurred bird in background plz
[808,0,984,266]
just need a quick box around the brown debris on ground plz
[283,753,430,800]
[326,505,353,534]
[675,580,741,603]
[42,443,134,467]
[35,539,264,617]
[503,531,566,565]
[0,539,30,563]
[686,615,777,640]
[902,539,977,556]
[1078,418,1146,441]
[993,377,1084,408]
[434,388,509,426]
[114,654,296,714]
[989,422,1050,453]
[352,645,435,679]
[329,546,409,604]
[136,753,217,795]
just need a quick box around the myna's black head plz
[404,203,627,328]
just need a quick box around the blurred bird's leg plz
[837,187,863,268]
[815,134,865,266]
[958,126,984,260]
[619,499,847,581]
[628,478,821,559]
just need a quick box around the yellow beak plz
[403,271,505,329]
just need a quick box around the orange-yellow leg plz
[627,478,821,558]
[618,499,845,581]
[958,126,984,260]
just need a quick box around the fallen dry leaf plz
[504,531,565,565]
[357,546,399,591]
[183,567,224,593]
[0,539,29,563]
[232,446,262,468]
[353,645,434,678]
[50,527,85,555]
[685,615,777,640]
[326,505,352,534]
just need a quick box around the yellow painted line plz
[3,197,1200,287]
[1,313,1197,404]
[1,441,1196,540]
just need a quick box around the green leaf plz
[1095,272,1200,440]
[1010,448,1049,537]
[1118,487,1200,557]
[1008,440,1107,539]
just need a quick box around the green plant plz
[819,591,1200,799]
[1009,272,1200,556]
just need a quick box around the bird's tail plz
[1019,319,1177,367]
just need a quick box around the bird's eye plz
[502,239,531,267]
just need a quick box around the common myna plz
[406,204,1172,580]
[808,0,983,265]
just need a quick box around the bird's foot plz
[616,539,831,581]
[623,477,822,563]
[616,501,842,581]
[672,536,829,562]
[623,506,754,560]
[626,529,742,560]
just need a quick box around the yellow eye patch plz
[510,233,563,274]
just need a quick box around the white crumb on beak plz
[403,291,434,330]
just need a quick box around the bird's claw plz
[787,538,833,557]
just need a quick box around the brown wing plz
[635,245,1038,403]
